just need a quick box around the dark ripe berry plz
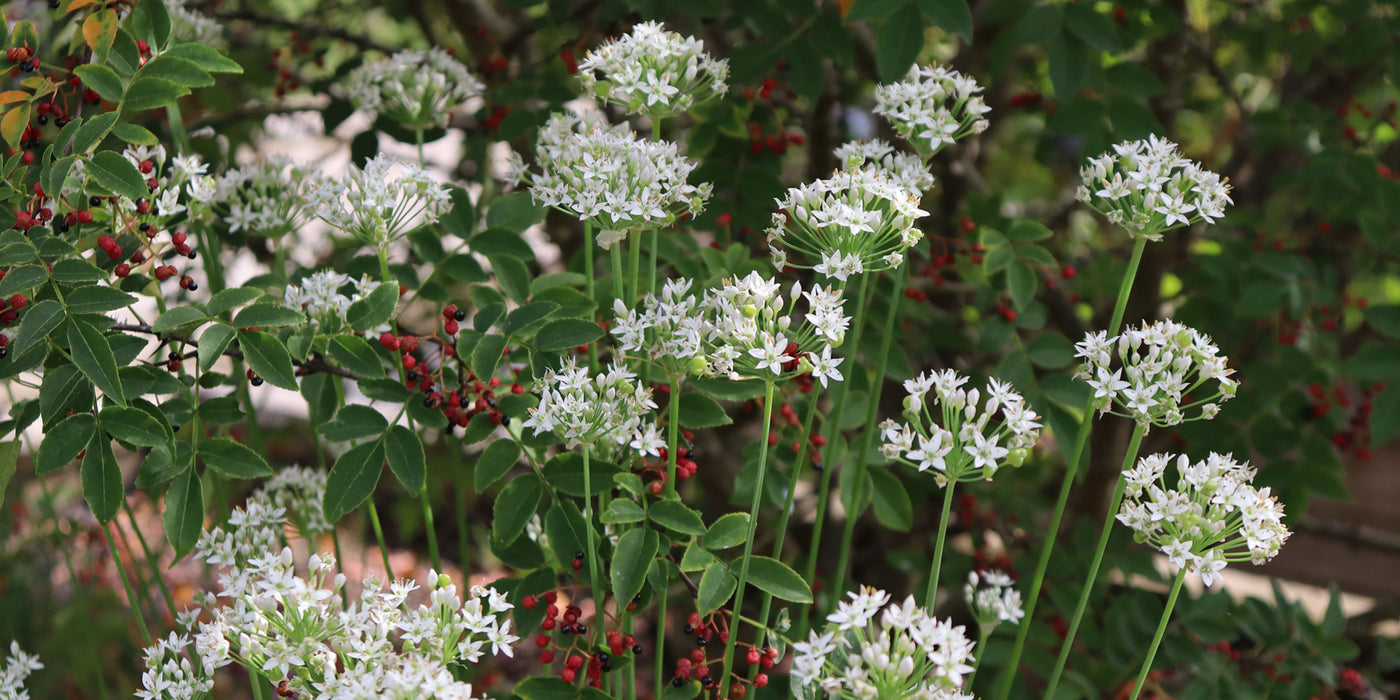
[187,281,198,291]
[672,678,685,687]
[49,0,60,8]
[575,623,587,635]
[250,377,264,387]
[406,371,419,382]
[454,309,466,322]
[560,623,573,634]
[575,551,585,560]
[139,222,151,232]
[632,644,643,654]
[36,114,47,125]
[89,196,102,207]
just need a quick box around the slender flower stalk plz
[1129,569,1187,700]
[755,386,824,638]
[717,380,776,700]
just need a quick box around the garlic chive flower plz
[307,154,452,253]
[285,271,388,331]
[523,111,711,248]
[212,156,330,239]
[0,642,42,700]
[873,65,990,158]
[137,632,212,700]
[1117,453,1291,587]
[963,570,1024,631]
[792,586,976,700]
[1076,135,1233,241]
[766,168,928,281]
[1075,319,1238,428]
[343,47,485,130]
[523,357,660,453]
[880,370,1041,487]
[576,21,729,119]
[834,139,937,195]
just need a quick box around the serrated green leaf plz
[99,405,169,447]
[74,64,123,103]
[875,5,925,83]
[1063,3,1122,52]
[493,473,543,546]
[151,306,208,333]
[196,323,234,373]
[163,43,242,73]
[678,392,731,428]
[474,439,521,491]
[205,287,264,317]
[121,76,187,112]
[472,333,508,380]
[746,556,813,603]
[601,498,647,524]
[233,302,305,329]
[649,500,706,535]
[129,0,171,48]
[67,317,126,406]
[1026,332,1075,369]
[384,425,425,494]
[1371,383,1400,449]
[533,318,603,352]
[140,55,213,88]
[81,433,122,522]
[0,264,46,297]
[502,301,560,336]
[86,150,149,200]
[10,299,62,355]
[489,254,531,304]
[65,285,135,314]
[697,564,737,616]
[317,404,389,443]
[236,330,298,391]
[345,281,399,331]
[328,335,385,377]
[162,466,202,562]
[323,440,385,522]
[70,112,119,154]
[199,437,272,478]
[612,528,658,610]
[915,0,973,42]
[35,412,96,475]
[703,512,749,551]
[484,191,545,232]
[1007,260,1037,311]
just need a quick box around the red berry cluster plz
[523,582,643,690]
[0,291,29,355]
[640,427,698,495]
[377,305,518,430]
[1306,380,1383,460]
[1337,93,1398,145]
[745,119,803,155]
[267,32,324,98]
[669,612,775,697]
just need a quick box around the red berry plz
[9,294,26,310]
[444,319,459,335]
[402,354,417,370]
[535,634,550,648]
[649,481,664,495]
[960,216,976,233]
[77,210,94,224]
[114,263,130,277]
[715,212,732,227]
[560,669,575,683]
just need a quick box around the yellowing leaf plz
[0,91,29,105]
[1,105,32,150]
[82,9,119,55]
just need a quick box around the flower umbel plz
[1117,452,1291,586]
[284,271,388,331]
[873,64,990,158]
[522,357,660,454]
[963,570,1024,630]
[1075,319,1238,428]
[343,48,485,130]
[1076,135,1233,241]
[766,168,927,280]
[576,21,728,118]
[307,154,451,252]
[0,642,42,700]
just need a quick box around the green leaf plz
[328,335,385,378]
[197,323,235,373]
[82,9,120,57]
[474,439,521,491]
[140,55,213,88]
[0,264,47,297]
[678,393,732,429]
[697,564,737,616]
[982,245,1014,275]
[493,473,544,546]
[81,433,122,522]
[533,318,603,352]
[49,259,105,284]
[1364,306,1400,340]
[129,0,171,48]
[875,5,926,84]
[384,425,425,494]
[472,333,509,380]
[1007,260,1037,311]
[323,440,385,522]
[845,0,912,23]
[688,377,766,401]
[1007,220,1053,242]
[162,43,243,73]
[35,413,95,475]
[611,528,659,610]
[152,305,208,333]
[502,301,560,336]
[205,287,264,317]
[236,330,298,391]
[484,191,545,232]
[0,441,15,510]
[317,404,389,443]
[513,677,613,700]
[1063,3,1122,52]
[74,64,123,103]
[1345,343,1400,381]
[233,302,306,329]
[45,156,76,199]
[99,406,169,447]
[67,317,127,406]
[703,513,749,551]
[65,285,135,315]
[489,254,531,305]
[541,453,625,497]
[162,466,202,562]
[10,298,63,355]
[868,465,912,531]
[86,150,150,200]
[345,282,399,331]
[121,76,187,112]
[601,498,647,524]
[0,104,29,151]
[1106,63,1165,97]
[1048,31,1090,98]
[915,0,973,42]
[745,556,813,603]
[1371,383,1400,449]
[543,500,592,574]
[649,500,706,536]
[442,254,488,285]
[70,112,119,154]
[199,437,272,478]
[439,185,477,239]
[1026,332,1075,369]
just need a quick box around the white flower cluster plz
[307,154,452,252]
[285,270,388,329]
[879,370,1041,487]
[576,21,728,118]
[261,465,335,536]
[1075,319,1238,428]
[873,65,990,157]
[766,168,927,281]
[1117,453,1291,587]
[834,140,936,195]
[522,111,711,247]
[523,357,660,453]
[0,642,41,700]
[343,48,485,130]
[1076,135,1233,241]
[167,0,222,44]
[136,632,211,700]
[610,274,849,385]
[212,156,330,239]
[792,587,975,700]
[963,571,1024,630]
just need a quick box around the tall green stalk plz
[754,387,823,641]
[654,582,669,700]
[665,376,682,498]
[1043,423,1146,698]
[581,446,603,648]
[830,269,906,601]
[924,484,958,609]
[367,501,395,577]
[717,380,777,700]
[1129,569,1187,700]
[584,222,599,372]
[104,524,152,646]
[799,274,870,633]
[993,237,1147,700]
[120,498,178,621]
[420,488,441,574]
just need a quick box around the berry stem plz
[994,236,1147,700]
[717,379,776,700]
[924,482,958,609]
[1044,422,1146,698]
[1129,568,1187,700]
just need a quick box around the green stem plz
[1129,569,1187,700]
[584,222,599,372]
[993,236,1147,700]
[103,524,152,646]
[717,380,777,700]
[415,128,426,167]
[420,488,442,574]
[582,447,603,648]
[378,247,393,283]
[654,580,669,700]
[457,479,472,580]
[665,376,682,498]
[755,386,823,642]
[967,623,992,690]
[831,269,906,600]
[627,230,642,304]
[249,669,268,700]
[367,500,395,578]
[924,483,958,609]
[1043,422,1147,699]
[610,243,625,307]
[648,227,659,299]
[121,498,178,621]
[799,274,870,634]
